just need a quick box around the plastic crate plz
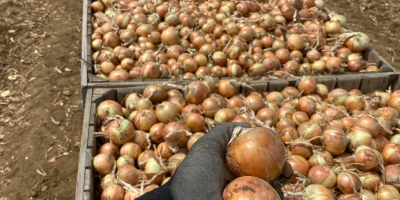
[75,72,400,199]
[81,0,397,92]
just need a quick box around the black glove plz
[137,122,292,200]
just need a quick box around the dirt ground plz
[0,0,398,199]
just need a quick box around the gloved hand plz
[137,122,293,200]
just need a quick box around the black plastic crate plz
[81,0,397,92]
[75,72,400,199]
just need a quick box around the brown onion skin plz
[97,100,124,123]
[304,184,335,200]
[377,185,400,200]
[117,165,141,186]
[359,171,381,191]
[120,142,142,161]
[337,172,361,194]
[383,165,400,190]
[99,142,120,160]
[149,123,165,144]
[287,155,310,183]
[308,165,337,189]
[222,176,280,200]
[104,119,135,146]
[93,153,115,176]
[243,94,265,113]
[101,184,125,200]
[162,122,191,148]
[226,127,286,182]
[382,144,400,164]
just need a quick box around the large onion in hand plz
[226,127,286,181]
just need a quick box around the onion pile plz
[93,77,400,199]
[90,0,375,82]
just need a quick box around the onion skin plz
[99,142,120,159]
[384,165,400,190]
[359,171,381,191]
[336,172,361,194]
[298,76,317,94]
[323,126,349,156]
[117,165,141,186]
[101,184,125,200]
[304,184,335,200]
[185,80,209,104]
[377,185,400,200]
[226,127,286,182]
[308,165,337,189]
[104,119,135,146]
[155,101,180,124]
[287,155,310,183]
[120,142,142,161]
[354,145,381,171]
[214,108,236,124]
[382,144,400,164]
[97,100,124,123]
[222,176,281,200]
[149,123,165,144]
[93,153,115,176]
[345,32,370,52]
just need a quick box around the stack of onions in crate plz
[90,0,375,81]
[93,76,400,199]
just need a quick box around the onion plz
[377,185,400,200]
[218,79,237,98]
[308,165,337,189]
[161,27,180,45]
[135,98,153,111]
[99,142,120,159]
[277,117,296,131]
[137,150,155,169]
[354,145,381,171]
[256,108,279,126]
[383,165,400,190]
[143,84,167,104]
[243,94,265,113]
[336,172,361,194]
[291,138,313,159]
[345,32,370,52]
[280,127,299,144]
[287,34,305,50]
[134,110,157,132]
[346,127,373,152]
[145,158,165,185]
[149,123,165,144]
[167,153,186,175]
[359,171,381,191]
[373,135,388,152]
[325,21,341,34]
[287,155,310,183]
[308,150,334,167]
[354,116,380,137]
[187,132,205,150]
[104,119,135,146]
[327,88,349,106]
[331,14,347,26]
[155,101,180,124]
[214,108,236,124]
[124,190,141,199]
[222,176,280,199]
[297,121,323,145]
[101,174,116,190]
[185,80,209,104]
[162,122,191,150]
[120,142,142,161]
[323,126,349,155]
[202,97,225,118]
[93,153,115,175]
[97,100,123,122]
[345,95,365,111]
[226,127,286,181]
[185,113,205,132]
[117,165,141,186]
[116,155,135,169]
[282,86,300,99]
[326,57,342,73]
[227,96,244,113]
[304,184,335,200]
[101,184,125,200]
[156,142,173,159]
[390,134,400,145]
[382,144,400,164]
[132,130,150,151]
[266,91,284,105]
[298,76,317,94]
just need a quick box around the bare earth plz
[0,0,398,199]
